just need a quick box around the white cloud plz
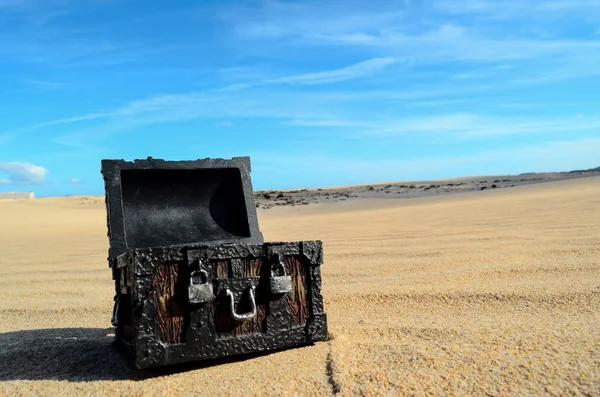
[69,178,83,184]
[0,161,48,184]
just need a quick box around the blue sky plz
[1,0,599,197]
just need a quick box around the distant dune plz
[255,166,600,210]
[0,174,599,395]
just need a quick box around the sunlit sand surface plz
[1,177,599,396]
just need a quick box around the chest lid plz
[101,156,263,261]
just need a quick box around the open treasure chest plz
[101,157,328,369]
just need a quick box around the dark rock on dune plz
[569,166,600,173]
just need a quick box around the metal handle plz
[225,286,257,322]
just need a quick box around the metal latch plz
[225,286,257,322]
[188,269,215,304]
[270,253,292,295]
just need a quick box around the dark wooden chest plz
[101,157,328,369]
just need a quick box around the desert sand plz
[1,177,599,396]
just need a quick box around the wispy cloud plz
[223,2,408,40]
[24,89,439,146]
[6,57,402,141]
[286,113,600,141]
[46,96,600,155]
[451,64,514,80]
[227,0,600,40]
[226,1,600,66]
[32,112,111,128]
[270,57,396,85]
[0,161,48,184]
[11,70,597,151]
[221,57,397,91]
[316,27,600,65]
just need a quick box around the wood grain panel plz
[285,256,310,327]
[153,262,187,344]
[203,259,229,280]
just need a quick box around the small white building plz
[0,191,35,200]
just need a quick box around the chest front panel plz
[114,242,327,369]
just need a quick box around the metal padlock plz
[270,255,292,295]
[188,270,215,304]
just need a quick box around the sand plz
[1,177,599,396]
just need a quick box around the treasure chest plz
[101,157,328,369]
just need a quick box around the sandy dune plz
[1,177,599,396]
[254,168,600,209]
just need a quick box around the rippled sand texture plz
[1,177,599,396]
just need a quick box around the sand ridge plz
[253,168,600,210]
[1,177,599,396]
